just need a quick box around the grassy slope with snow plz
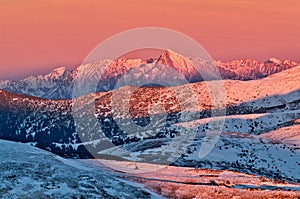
[83,159,300,199]
[96,66,300,183]
[0,139,160,199]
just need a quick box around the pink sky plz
[0,0,299,80]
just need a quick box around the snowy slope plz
[0,139,160,199]
[86,159,300,198]
[99,129,300,183]
[260,120,300,149]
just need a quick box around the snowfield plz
[0,140,161,199]
[87,159,300,199]
[1,139,298,199]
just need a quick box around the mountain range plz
[0,53,299,182]
[0,49,298,99]
[0,50,299,185]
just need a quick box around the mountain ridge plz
[0,64,300,182]
[0,50,298,99]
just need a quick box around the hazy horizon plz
[2,49,300,81]
[2,49,299,81]
[0,0,299,80]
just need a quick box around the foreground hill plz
[0,139,157,198]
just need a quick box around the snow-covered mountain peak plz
[46,66,67,78]
[157,49,186,64]
[160,48,179,57]
[156,49,200,82]
[282,59,298,65]
[109,57,146,74]
[52,66,66,74]
[268,58,281,64]
[0,80,8,88]
[115,57,144,65]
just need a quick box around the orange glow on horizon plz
[0,0,299,80]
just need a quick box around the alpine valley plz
[0,50,299,198]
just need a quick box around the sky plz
[0,0,299,80]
